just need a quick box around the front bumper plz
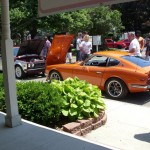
[24,68,45,74]
[130,84,150,91]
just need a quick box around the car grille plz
[34,63,45,69]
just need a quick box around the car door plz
[72,55,108,87]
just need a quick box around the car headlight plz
[22,64,27,70]
[28,64,31,68]
[31,63,34,67]
[27,63,34,68]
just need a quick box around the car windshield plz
[13,47,19,57]
[121,55,150,67]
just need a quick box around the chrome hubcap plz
[15,67,22,77]
[107,80,122,97]
[50,72,61,80]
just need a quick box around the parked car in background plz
[118,39,130,49]
[14,39,46,79]
[105,38,127,49]
[45,35,150,99]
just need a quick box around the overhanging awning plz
[38,0,137,17]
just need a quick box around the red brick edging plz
[62,111,107,136]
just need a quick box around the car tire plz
[117,45,122,49]
[49,71,63,82]
[105,78,128,99]
[15,65,25,79]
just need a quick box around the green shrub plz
[0,73,4,86]
[51,78,106,121]
[16,81,64,126]
[0,74,5,112]
[0,75,106,127]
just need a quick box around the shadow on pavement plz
[134,132,150,143]
[102,91,150,105]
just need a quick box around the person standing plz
[128,33,141,56]
[80,34,92,61]
[40,35,51,59]
[135,30,145,52]
[76,32,82,61]
[66,32,74,63]
[145,33,150,47]
[145,38,150,60]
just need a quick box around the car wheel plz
[105,78,128,99]
[117,45,122,49]
[15,65,25,79]
[49,71,63,82]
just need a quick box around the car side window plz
[107,58,120,67]
[84,55,108,67]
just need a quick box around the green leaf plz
[62,109,69,116]
[84,100,91,107]
[71,103,78,108]
[63,101,70,106]
[94,112,99,118]
[69,108,78,116]
[76,99,84,105]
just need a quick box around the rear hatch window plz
[121,55,150,67]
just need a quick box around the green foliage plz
[111,0,150,33]
[50,77,106,121]
[16,81,63,125]
[0,0,124,40]
[3,0,150,39]
[0,73,105,126]
[0,74,5,112]
[89,6,124,37]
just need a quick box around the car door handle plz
[96,71,102,74]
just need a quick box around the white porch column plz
[1,0,21,127]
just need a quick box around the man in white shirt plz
[128,33,141,56]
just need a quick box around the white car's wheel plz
[105,78,128,99]
[15,65,25,79]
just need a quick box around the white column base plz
[5,115,22,127]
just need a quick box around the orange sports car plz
[45,35,150,99]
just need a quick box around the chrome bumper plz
[130,84,150,89]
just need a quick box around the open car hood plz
[46,35,74,66]
[16,39,46,57]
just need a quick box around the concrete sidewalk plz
[0,112,117,150]
[84,99,150,150]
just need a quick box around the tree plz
[88,6,124,40]
[42,9,91,35]
[0,0,124,42]
[8,0,91,40]
[9,0,39,40]
[111,0,150,34]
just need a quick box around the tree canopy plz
[1,0,149,42]
[2,0,123,42]
[111,0,150,34]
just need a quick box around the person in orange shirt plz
[135,30,145,52]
